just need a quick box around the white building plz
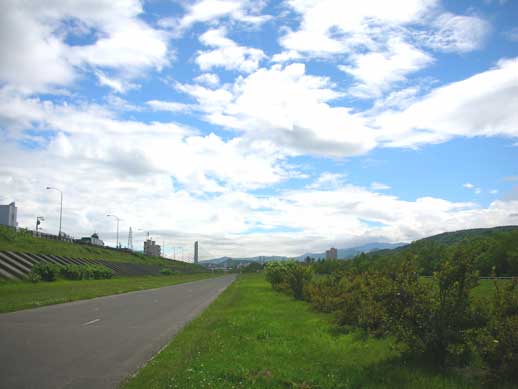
[0,202,17,227]
[80,233,104,246]
[144,239,161,257]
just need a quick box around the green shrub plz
[384,251,480,366]
[27,271,41,283]
[286,262,313,300]
[265,261,313,299]
[265,261,290,292]
[86,265,113,280]
[475,276,518,380]
[31,262,60,282]
[56,264,113,280]
[160,268,175,276]
[304,273,343,312]
[59,264,84,280]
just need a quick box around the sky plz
[1,0,518,261]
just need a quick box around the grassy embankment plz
[0,273,220,313]
[0,225,203,272]
[125,273,485,389]
[0,225,220,313]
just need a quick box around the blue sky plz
[0,0,517,259]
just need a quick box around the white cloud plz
[276,0,489,101]
[2,132,517,257]
[281,0,437,56]
[0,0,169,94]
[425,13,490,53]
[490,189,499,195]
[194,73,220,87]
[463,183,481,194]
[146,100,192,113]
[375,58,518,147]
[177,0,270,31]
[271,50,303,63]
[306,172,346,189]
[339,38,433,98]
[96,71,138,94]
[196,28,266,73]
[371,182,391,190]
[179,63,378,157]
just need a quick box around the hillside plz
[0,226,206,273]
[418,225,518,245]
[349,225,518,276]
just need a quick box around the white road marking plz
[83,318,100,326]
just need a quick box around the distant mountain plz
[200,242,406,266]
[200,255,289,265]
[296,242,407,260]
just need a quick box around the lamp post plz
[46,187,62,237]
[36,216,45,232]
[106,214,122,248]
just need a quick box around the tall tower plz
[127,227,133,250]
[194,241,199,264]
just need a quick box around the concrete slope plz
[0,275,236,389]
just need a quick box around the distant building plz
[80,233,104,246]
[325,247,337,260]
[144,239,161,257]
[0,202,17,227]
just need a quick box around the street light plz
[36,216,45,232]
[46,187,63,237]
[106,214,122,248]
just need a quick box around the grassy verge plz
[0,273,220,313]
[124,274,477,389]
[0,226,204,272]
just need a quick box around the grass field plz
[0,225,204,272]
[0,273,220,313]
[124,274,482,389]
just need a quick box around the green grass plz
[0,225,205,272]
[124,274,479,389]
[0,273,220,313]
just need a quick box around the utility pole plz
[194,241,199,264]
[106,214,122,248]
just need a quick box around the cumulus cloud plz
[339,38,433,98]
[306,172,346,189]
[194,73,220,87]
[0,0,169,94]
[280,0,437,56]
[276,0,489,101]
[196,28,266,73]
[2,135,517,257]
[375,58,518,147]
[178,63,377,157]
[425,13,490,53]
[146,100,192,113]
[175,0,270,31]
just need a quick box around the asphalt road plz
[0,274,236,389]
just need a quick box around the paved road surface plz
[0,275,236,389]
